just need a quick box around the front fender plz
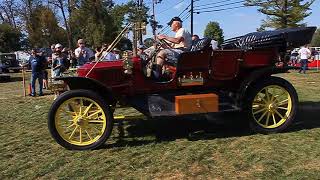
[237,66,294,107]
[55,76,116,104]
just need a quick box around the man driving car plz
[155,17,192,78]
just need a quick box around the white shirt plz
[74,47,94,65]
[298,47,311,60]
[174,28,192,50]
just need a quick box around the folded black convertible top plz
[221,27,317,50]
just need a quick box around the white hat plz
[55,43,63,49]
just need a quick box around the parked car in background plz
[0,53,21,73]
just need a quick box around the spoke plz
[88,120,104,123]
[270,87,278,102]
[270,95,275,102]
[253,107,267,115]
[79,127,82,143]
[87,110,102,119]
[252,102,265,109]
[257,93,268,103]
[276,99,289,106]
[253,102,265,106]
[265,112,271,126]
[272,113,277,125]
[252,104,263,109]
[257,111,268,122]
[67,123,76,129]
[83,103,94,116]
[85,130,93,140]
[69,126,78,140]
[68,102,78,116]
[66,110,76,116]
[274,91,286,100]
[277,107,288,110]
[79,99,84,115]
[274,109,286,120]
[265,88,270,101]
[89,123,101,131]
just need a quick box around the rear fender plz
[56,76,116,104]
[237,66,293,108]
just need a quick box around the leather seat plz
[166,38,212,66]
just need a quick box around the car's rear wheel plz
[246,76,298,134]
[48,89,113,150]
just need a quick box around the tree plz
[0,0,19,28]
[0,23,22,52]
[246,0,315,30]
[69,0,117,47]
[311,28,320,47]
[27,6,67,48]
[49,0,73,48]
[203,21,224,45]
[110,1,149,53]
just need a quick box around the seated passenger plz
[192,34,200,44]
[137,44,147,60]
[155,17,192,78]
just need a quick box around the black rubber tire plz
[48,89,114,150]
[245,76,298,134]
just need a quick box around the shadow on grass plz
[103,101,320,149]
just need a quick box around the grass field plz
[1,70,320,179]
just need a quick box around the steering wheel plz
[157,38,172,49]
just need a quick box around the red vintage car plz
[48,27,316,150]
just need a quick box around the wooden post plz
[22,66,26,97]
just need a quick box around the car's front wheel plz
[245,76,298,134]
[48,89,113,150]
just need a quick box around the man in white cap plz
[52,43,67,77]
[155,16,192,78]
[74,39,94,66]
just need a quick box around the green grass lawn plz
[1,71,320,179]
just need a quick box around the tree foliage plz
[0,0,151,51]
[69,0,117,48]
[311,28,320,47]
[0,23,21,52]
[246,0,315,30]
[27,6,67,48]
[203,21,224,45]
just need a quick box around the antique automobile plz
[0,53,20,73]
[48,26,316,150]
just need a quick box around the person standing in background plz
[52,44,67,77]
[298,44,311,74]
[74,39,94,66]
[28,49,46,97]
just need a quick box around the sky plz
[116,0,320,39]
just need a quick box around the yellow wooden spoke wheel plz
[48,90,113,150]
[252,85,292,129]
[247,77,298,133]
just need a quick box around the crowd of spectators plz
[290,45,319,74]
[26,38,124,97]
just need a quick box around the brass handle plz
[196,99,201,108]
